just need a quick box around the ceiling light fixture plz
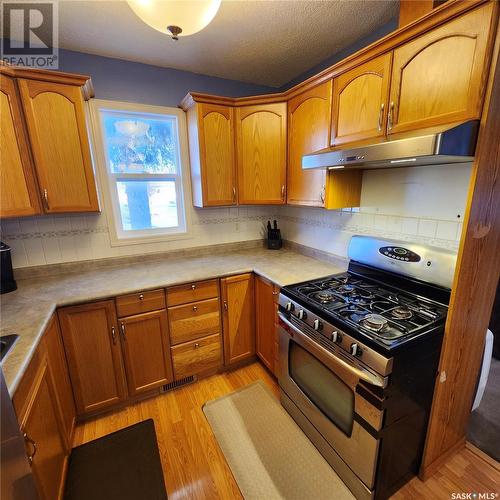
[127,0,221,40]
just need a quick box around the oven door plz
[278,313,384,490]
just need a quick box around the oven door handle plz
[279,313,387,388]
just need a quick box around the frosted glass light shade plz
[127,0,221,38]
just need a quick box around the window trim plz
[88,99,192,247]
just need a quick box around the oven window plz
[289,341,354,436]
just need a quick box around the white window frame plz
[88,99,192,246]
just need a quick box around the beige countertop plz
[0,246,346,395]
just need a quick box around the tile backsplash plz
[1,207,277,269]
[1,163,469,269]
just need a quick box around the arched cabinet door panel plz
[0,75,41,217]
[199,104,237,206]
[388,2,496,135]
[287,81,331,207]
[236,103,287,205]
[331,53,392,146]
[18,79,99,213]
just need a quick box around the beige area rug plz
[203,381,355,500]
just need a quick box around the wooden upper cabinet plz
[18,78,99,213]
[186,101,237,207]
[221,273,255,366]
[236,103,287,205]
[0,75,41,218]
[118,310,173,397]
[58,300,128,416]
[287,81,331,207]
[388,2,496,134]
[332,53,392,145]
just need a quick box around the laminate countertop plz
[0,246,346,395]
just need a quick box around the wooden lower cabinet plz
[58,300,128,416]
[255,275,279,374]
[221,273,255,366]
[13,349,67,500]
[118,310,173,397]
[171,333,221,379]
[43,315,76,447]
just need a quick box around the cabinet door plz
[287,82,331,207]
[18,79,99,213]
[255,275,277,373]
[195,103,237,206]
[388,2,495,134]
[43,315,76,449]
[221,273,255,365]
[236,103,287,204]
[332,53,392,145]
[19,355,67,500]
[58,300,128,415]
[0,75,41,217]
[119,310,173,396]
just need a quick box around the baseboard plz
[419,437,466,481]
[465,441,500,472]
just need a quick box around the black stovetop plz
[282,265,449,350]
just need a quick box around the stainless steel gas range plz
[277,235,456,500]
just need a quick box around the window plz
[90,100,189,244]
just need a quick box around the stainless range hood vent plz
[302,120,479,170]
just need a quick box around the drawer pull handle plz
[23,432,37,465]
[194,343,200,348]
[139,294,144,300]
[387,101,394,131]
[111,326,117,345]
[377,103,385,132]
[272,291,279,296]
[192,305,198,312]
[191,284,196,290]
[223,301,228,311]
[42,188,49,210]
[120,323,126,341]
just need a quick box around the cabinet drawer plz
[168,298,220,345]
[116,289,166,317]
[166,279,219,307]
[171,333,221,379]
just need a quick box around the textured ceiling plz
[57,0,399,87]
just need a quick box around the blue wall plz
[55,17,396,105]
[280,18,398,90]
[57,48,274,106]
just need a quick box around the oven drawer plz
[168,298,220,345]
[116,289,166,317]
[167,279,219,307]
[171,333,221,379]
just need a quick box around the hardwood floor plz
[73,362,500,499]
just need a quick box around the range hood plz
[302,120,479,170]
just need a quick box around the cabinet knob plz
[23,432,37,465]
[194,343,200,348]
[223,301,228,311]
[192,305,198,312]
[139,293,144,300]
[111,326,116,345]
[120,323,126,341]
[191,284,196,290]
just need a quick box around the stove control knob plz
[285,302,295,312]
[313,319,323,331]
[332,330,342,343]
[350,343,362,357]
[297,309,307,320]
